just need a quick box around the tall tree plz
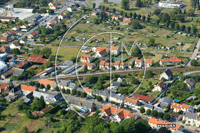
[121,0,129,10]
[135,0,142,7]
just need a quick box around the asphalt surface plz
[183,71,200,76]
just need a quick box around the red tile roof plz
[1,37,7,41]
[129,59,135,65]
[38,79,55,87]
[134,94,153,102]
[111,46,119,50]
[125,97,138,104]
[32,111,41,116]
[123,18,131,22]
[15,26,20,29]
[171,102,190,110]
[0,45,9,52]
[98,49,107,55]
[155,81,165,88]
[13,41,19,46]
[0,84,9,90]
[114,60,121,65]
[160,58,181,63]
[9,30,14,34]
[21,84,36,92]
[25,55,49,64]
[83,87,93,93]
[14,60,28,68]
[144,59,153,64]
[30,31,38,37]
[83,62,94,67]
[81,54,91,60]
[135,59,142,62]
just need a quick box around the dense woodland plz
[14,0,53,8]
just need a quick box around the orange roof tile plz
[1,37,7,41]
[135,59,142,62]
[160,58,181,63]
[38,79,55,87]
[125,97,138,104]
[0,84,9,90]
[81,54,91,60]
[171,102,190,110]
[83,62,94,67]
[25,55,49,64]
[144,59,153,64]
[83,87,93,93]
[114,60,120,65]
[111,46,119,50]
[156,81,165,88]
[14,60,28,68]
[99,49,107,55]
[21,84,36,92]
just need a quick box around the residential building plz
[58,14,66,19]
[114,60,126,70]
[58,80,71,90]
[25,55,49,64]
[0,16,18,22]
[99,60,110,70]
[32,106,53,116]
[128,59,135,67]
[80,54,93,63]
[160,58,181,66]
[83,62,96,70]
[120,18,132,25]
[124,97,140,107]
[1,37,8,43]
[83,87,93,96]
[159,97,173,109]
[93,89,108,101]
[0,61,8,75]
[144,59,154,67]
[152,81,166,92]
[158,1,184,8]
[12,26,20,31]
[108,81,121,92]
[105,12,111,17]
[96,49,107,58]
[5,85,22,101]
[67,82,77,91]
[135,59,143,67]
[10,41,21,49]
[91,10,100,16]
[182,112,200,127]
[38,79,57,90]
[0,83,9,93]
[109,93,125,104]
[99,105,137,123]
[28,31,39,39]
[134,94,153,103]
[1,68,14,79]
[21,84,37,95]
[111,14,120,20]
[148,118,184,132]
[110,46,120,55]
[0,45,10,53]
[184,78,196,91]
[13,68,24,76]
[67,5,78,12]
[171,102,194,113]
[33,91,63,104]
[24,13,41,23]
[20,24,29,29]
[159,69,173,80]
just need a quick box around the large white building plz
[0,61,8,75]
[158,1,184,8]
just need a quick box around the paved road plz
[186,39,200,66]
[183,71,200,76]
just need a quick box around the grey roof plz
[33,91,62,103]
[110,93,125,101]
[93,89,107,96]
[160,102,169,109]
[160,97,173,104]
[143,104,154,109]
[13,68,24,76]
[154,106,165,113]
[66,96,96,110]
[76,87,83,92]
[58,80,70,87]
[59,60,73,67]
[68,82,77,89]
[183,112,198,119]
[165,69,172,77]
[23,97,31,103]
[24,13,41,22]
[111,81,121,88]
[185,78,196,87]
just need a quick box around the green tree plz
[175,23,180,30]
[171,21,175,29]
[191,59,198,66]
[181,25,186,31]
[121,0,129,10]
[151,110,158,117]
[43,61,51,68]
[135,0,142,7]
[22,126,29,133]
[146,109,151,115]
[154,0,160,3]
[156,19,160,25]
[77,91,81,97]
[66,89,70,94]
[129,12,133,18]
[134,119,151,133]
[142,15,146,21]
[93,3,96,8]
[35,82,40,88]
[61,88,65,93]
[131,20,141,29]
[140,107,145,114]
[12,48,20,55]
[97,96,103,102]
[192,25,197,34]
[39,96,45,109]
[137,14,141,20]
[48,9,54,15]
[163,113,170,120]
[133,12,137,19]
[154,9,161,15]
[182,120,185,124]
[72,89,77,95]
[40,47,52,58]
[147,15,151,22]
[81,92,87,97]
[187,26,191,33]
[40,84,44,89]
[55,86,59,91]
[166,20,170,27]
[70,56,76,63]
[148,37,155,47]
[158,112,164,118]
[113,8,116,13]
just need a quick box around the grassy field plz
[41,46,83,62]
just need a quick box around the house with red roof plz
[134,94,153,103]
[124,97,140,107]
[144,59,154,67]
[58,13,66,19]
[148,118,183,132]
[25,55,49,64]
[10,41,21,49]
[1,37,8,43]
[171,102,194,113]
[110,46,120,55]
[14,60,29,69]
[83,62,96,70]
[152,81,166,92]
[105,12,112,17]
[3,30,15,37]
[128,59,135,67]
[28,31,39,39]
[83,87,93,95]
[99,60,110,70]
[0,45,10,53]
[135,59,143,67]
[38,79,56,90]
[80,54,93,63]
[12,26,20,31]
[120,18,132,25]
[21,84,37,95]
[114,60,126,70]
[111,14,121,20]
[92,46,109,58]
[20,24,29,29]
[0,84,9,93]
[159,58,181,66]
[99,105,137,123]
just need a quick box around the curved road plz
[183,71,200,76]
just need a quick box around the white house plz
[80,54,93,63]
[144,59,154,67]
[182,112,200,127]
[58,14,66,20]
[110,46,120,55]
[158,1,184,8]
[152,81,166,92]
[159,69,173,80]
[10,41,21,49]
[20,24,29,29]
[12,26,20,31]
[135,59,143,67]
[184,78,196,91]
[171,102,194,113]
[83,62,96,70]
